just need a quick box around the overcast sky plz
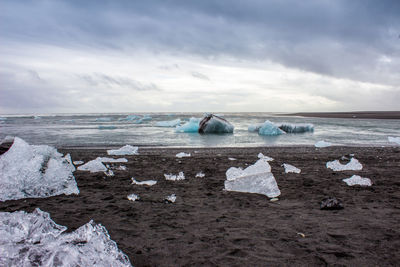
[1,0,399,114]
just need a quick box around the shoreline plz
[285,111,400,119]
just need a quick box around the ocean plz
[0,113,399,147]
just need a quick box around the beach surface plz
[287,111,400,119]
[1,144,400,266]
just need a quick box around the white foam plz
[131,178,157,186]
[176,152,191,158]
[315,140,332,148]
[326,157,363,171]
[283,163,301,173]
[164,172,185,181]
[343,175,372,186]
[107,145,138,156]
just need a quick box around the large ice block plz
[175,117,201,133]
[198,114,234,134]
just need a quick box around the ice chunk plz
[118,115,140,121]
[141,115,152,121]
[226,158,272,181]
[165,194,176,203]
[116,165,127,171]
[315,140,332,147]
[98,125,116,130]
[155,119,181,127]
[282,163,301,173]
[343,175,372,186]
[127,193,139,202]
[73,160,84,165]
[34,115,41,120]
[0,137,79,201]
[247,123,263,132]
[198,114,234,134]
[195,172,205,178]
[278,123,314,133]
[95,117,112,122]
[176,152,191,158]
[326,157,363,171]
[131,178,157,186]
[164,172,185,181]
[388,136,400,145]
[96,157,128,163]
[175,117,201,133]
[228,157,237,161]
[258,120,285,136]
[107,145,138,156]
[0,208,131,267]
[77,159,107,173]
[257,153,274,161]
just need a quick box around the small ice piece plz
[127,193,139,202]
[155,119,181,127]
[228,157,237,161]
[96,157,128,163]
[343,175,372,186]
[195,172,205,178]
[388,136,400,145]
[116,165,127,171]
[131,178,157,186]
[198,114,234,134]
[175,117,201,132]
[104,169,114,177]
[165,194,176,203]
[0,208,132,267]
[257,153,274,161]
[118,115,140,121]
[258,120,285,136]
[282,163,301,173]
[95,117,112,122]
[77,160,107,173]
[176,152,191,158]
[107,145,139,156]
[0,137,79,201]
[73,160,84,165]
[247,123,263,132]
[141,115,152,121]
[98,125,116,130]
[278,123,314,133]
[326,158,363,171]
[315,140,332,148]
[33,115,41,120]
[164,172,185,181]
[225,159,280,198]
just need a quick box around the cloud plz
[191,71,209,80]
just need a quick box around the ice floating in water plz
[225,158,280,198]
[195,172,205,178]
[0,137,79,201]
[156,119,181,127]
[176,152,191,158]
[98,125,116,130]
[249,121,313,135]
[141,115,152,121]
[388,136,400,145]
[326,158,363,171]
[165,194,176,203]
[278,123,314,133]
[282,163,301,173]
[108,145,138,156]
[0,117,6,121]
[131,178,157,186]
[315,140,332,148]
[164,172,185,181]
[127,193,139,202]
[343,175,372,186]
[0,208,131,267]
[198,114,234,134]
[175,117,201,133]
[77,159,107,173]
[118,115,140,121]
[33,116,41,120]
[95,117,112,122]
[258,120,285,136]
[257,153,274,161]
[73,160,84,165]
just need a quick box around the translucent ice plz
[247,123,263,132]
[257,153,274,161]
[98,125,116,130]
[228,157,237,161]
[258,120,285,136]
[176,152,191,158]
[77,159,107,173]
[175,117,201,133]
[165,194,176,203]
[0,135,14,145]
[118,115,140,121]
[278,123,314,133]
[131,178,157,186]
[95,117,112,122]
[0,208,131,267]
[127,193,139,202]
[282,163,301,173]
[342,175,372,186]
[97,157,128,163]
[388,136,400,145]
[198,114,234,134]
[225,158,280,198]
[195,172,205,178]
[315,140,332,148]
[326,157,363,171]
[155,119,181,127]
[164,172,185,181]
[73,160,84,165]
[107,145,139,155]
[0,137,79,201]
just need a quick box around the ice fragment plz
[195,172,205,178]
[315,140,331,148]
[283,163,301,173]
[164,172,185,181]
[155,119,181,127]
[326,158,362,171]
[176,152,191,158]
[131,178,157,186]
[107,145,138,156]
[165,194,176,203]
[343,175,372,186]
[127,193,139,202]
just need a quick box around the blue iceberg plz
[118,115,140,121]
[278,123,314,133]
[198,114,234,134]
[175,117,201,133]
[258,121,285,136]
[98,125,116,130]
[155,119,181,127]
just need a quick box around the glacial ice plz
[388,136,400,145]
[0,137,79,201]
[165,194,176,203]
[283,163,301,173]
[176,152,191,158]
[195,172,205,178]
[258,121,285,136]
[249,121,314,135]
[97,157,128,163]
[107,145,139,156]
[77,159,107,173]
[224,158,280,198]
[155,119,181,127]
[118,115,140,121]
[0,135,14,144]
[278,123,314,133]
[315,140,332,148]
[95,117,112,122]
[0,208,131,267]
[127,193,139,202]
[131,178,157,186]
[0,116,6,120]
[164,172,185,181]
[198,114,234,134]
[257,153,274,161]
[342,175,372,186]
[73,160,84,165]
[175,117,201,133]
[326,158,363,171]
[98,125,117,130]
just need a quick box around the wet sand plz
[286,111,400,119]
[1,145,400,266]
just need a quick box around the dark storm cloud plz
[1,0,399,85]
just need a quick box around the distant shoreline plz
[285,111,400,119]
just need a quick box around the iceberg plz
[278,123,314,133]
[248,123,263,132]
[342,175,372,186]
[224,158,280,198]
[165,194,176,203]
[107,145,138,155]
[388,136,400,145]
[0,137,79,201]
[326,157,363,171]
[131,178,157,186]
[118,115,140,121]
[176,152,191,158]
[98,125,116,130]
[127,193,139,202]
[315,140,332,148]
[0,208,131,267]
[198,114,234,134]
[175,117,201,133]
[282,163,301,173]
[0,117,6,121]
[257,120,285,136]
[155,119,181,127]
[164,172,185,181]
[250,121,314,135]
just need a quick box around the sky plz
[0,0,399,114]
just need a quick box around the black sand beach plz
[1,144,400,266]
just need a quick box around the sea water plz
[0,113,399,147]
